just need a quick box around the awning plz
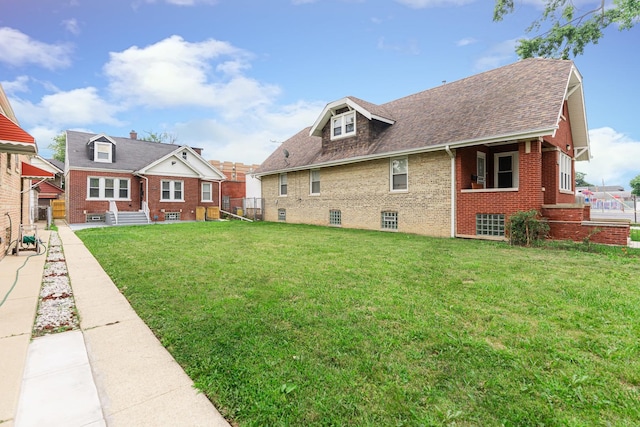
[22,162,54,179]
[0,114,37,154]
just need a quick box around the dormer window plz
[331,111,355,139]
[95,142,112,163]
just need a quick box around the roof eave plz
[255,127,558,177]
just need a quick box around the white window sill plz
[390,189,408,194]
[330,132,356,141]
[560,189,574,195]
[85,198,131,201]
[160,200,185,203]
[461,187,519,193]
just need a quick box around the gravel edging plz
[32,231,79,337]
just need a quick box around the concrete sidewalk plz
[1,223,230,426]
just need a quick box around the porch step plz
[114,211,149,225]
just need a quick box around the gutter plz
[445,145,456,238]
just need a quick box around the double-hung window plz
[559,152,572,192]
[201,182,212,202]
[390,157,408,191]
[279,173,288,196]
[94,142,112,163]
[331,111,355,139]
[310,170,320,195]
[87,177,129,200]
[161,180,183,201]
[494,152,519,189]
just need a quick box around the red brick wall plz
[547,221,629,246]
[67,170,221,223]
[456,141,544,235]
[145,175,219,222]
[67,171,142,224]
[541,101,575,205]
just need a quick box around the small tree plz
[506,210,550,246]
[141,131,178,144]
[575,171,592,187]
[48,132,66,162]
[630,174,640,197]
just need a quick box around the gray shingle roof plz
[257,58,579,175]
[66,130,178,171]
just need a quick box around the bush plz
[507,210,549,246]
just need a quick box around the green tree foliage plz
[494,0,640,59]
[575,171,593,187]
[141,131,178,144]
[49,132,66,162]
[630,174,640,196]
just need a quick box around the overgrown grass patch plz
[77,222,640,426]
[631,228,640,242]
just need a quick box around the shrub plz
[507,210,549,246]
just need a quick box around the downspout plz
[445,145,456,238]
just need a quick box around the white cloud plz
[395,0,475,8]
[377,37,420,55]
[473,38,519,71]
[173,100,324,164]
[104,35,280,116]
[0,27,73,70]
[1,76,31,94]
[577,127,640,188]
[456,37,477,47]
[10,87,122,129]
[62,18,81,35]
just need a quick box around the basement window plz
[381,211,398,231]
[476,214,505,237]
[278,208,286,221]
[329,209,341,226]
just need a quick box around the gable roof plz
[309,96,395,137]
[257,58,590,175]
[66,130,182,171]
[66,130,225,180]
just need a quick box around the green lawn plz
[76,222,640,426]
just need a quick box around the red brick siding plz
[67,170,220,223]
[541,101,575,204]
[456,141,544,235]
[547,221,629,246]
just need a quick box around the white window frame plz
[559,152,572,193]
[390,157,408,192]
[161,180,184,202]
[476,152,486,187]
[494,151,519,189]
[279,173,288,196]
[86,177,130,200]
[310,169,320,195]
[201,182,213,202]
[331,111,356,140]
[94,142,112,163]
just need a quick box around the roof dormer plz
[309,96,395,137]
[87,134,116,163]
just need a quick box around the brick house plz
[0,84,41,259]
[255,58,629,245]
[65,130,226,224]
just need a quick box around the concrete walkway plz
[0,223,230,426]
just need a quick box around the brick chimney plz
[130,130,137,140]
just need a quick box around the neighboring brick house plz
[65,130,226,224]
[0,84,41,259]
[255,58,630,245]
[30,156,64,211]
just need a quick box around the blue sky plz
[1,0,639,188]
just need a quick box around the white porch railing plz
[109,200,118,225]
[142,201,150,223]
